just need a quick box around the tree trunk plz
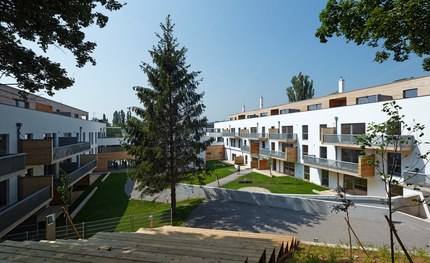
[170,181,177,217]
[388,184,395,263]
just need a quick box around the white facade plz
[215,77,430,198]
[0,85,105,237]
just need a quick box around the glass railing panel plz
[53,142,90,160]
[303,155,358,173]
[240,146,250,152]
[403,171,430,188]
[69,160,97,184]
[259,148,271,156]
[0,153,26,178]
[269,133,297,141]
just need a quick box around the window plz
[260,112,268,117]
[387,152,401,176]
[245,155,248,165]
[403,88,417,98]
[302,145,308,157]
[341,149,360,163]
[356,95,378,104]
[0,134,8,154]
[341,123,366,135]
[282,125,293,134]
[0,180,8,207]
[344,175,367,195]
[321,170,329,187]
[304,166,310,180]
[284,162,295,176]
[307,103,322,111]
[320,146,327,159]
[271,142,275,151]
[302,125,308,140]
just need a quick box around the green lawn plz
[222,172,329,194]
[182,160,235,185]
[72,172,203,227]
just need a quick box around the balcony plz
[20,139,91,165]
[258,147,298,163]
[0,186,51,238]
[221,131,237,137]
[268,133,297,142]
[0,153,26,179]
[69,159,97,185]
[240,133,268,140]
[403,171,430,188]
[303,155,374,177]
[322,134,414,152]
[240,145,250,152]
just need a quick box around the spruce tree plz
[124,15,208,215]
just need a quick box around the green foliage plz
[222,172,328,194]
[286,72,314,102]
[182,160,234,185]
[112,110,126,127]
[316,0,430,71]
[0,0,124,95]
[124,16,208,215]
[57,169,71,207]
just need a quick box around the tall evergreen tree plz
[124,15,208,215]
[286,72,314,102]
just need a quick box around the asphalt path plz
[184,199,430,252]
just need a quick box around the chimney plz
[338,77,345,93]
[242,105,245,112]
[259,96,263,109]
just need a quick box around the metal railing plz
[98,145,125,153]
[271,150,285,159]
[403,171,430,188]
[53,142,91,160]
[0,153,26,178]
[268,133,297,141]
[69,160,97,185]
[221,131,237,137]
[0,187,51,238]
[240,133,268,139]
[259,148,271,156]
[323,134,414,148]
[303,155,358,173]
[1,212,171,242]
[240,145,250,152]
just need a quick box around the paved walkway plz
[184,199,430,251]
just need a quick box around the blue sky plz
[11,1,429,122]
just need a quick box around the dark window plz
[302,145,308,157]
[387,152,401,176]
[356,95,378,104]
[271,142,275,151]
[304,166,310,180]
[302,125,308,140]
[403,88,417,98]
[0,180,8,207]
[321,170,329,186]
[0,134,7,154]
[282,125,293,133]
[320,146,327,159]
[341,123,365,135]
[344,175,367,195]
[284,162,295,176]
[341,149,360,163]
[307,103,322,111]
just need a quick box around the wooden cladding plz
[258,159,269,170]
[19,176,53,200]
[234,155,244,164]
[268,128,279,134]
[20,139,53,165]
[206,145,225,161]
[95,151,132,171]
[35,102,53,113]
[250,142,259,155]
[321,127,336,143]
[251,160,258,168]
[285,147,298,163]
[359,155,375,177]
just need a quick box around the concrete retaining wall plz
[177,183,397,222]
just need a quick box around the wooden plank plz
[92,232,269,256]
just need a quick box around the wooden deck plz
[0,226,298,263]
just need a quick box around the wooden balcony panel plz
[358,155,375,177]
[250,143,259,156]
[19,176,53,200]
[20,139,53,165]
[268,128,279,134]
[285,147,297,163]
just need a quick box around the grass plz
[72,172,203,227]
[222,172,329,194]
[182,160,235,185]
[289,243,430,262]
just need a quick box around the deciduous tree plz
[316,0,430,71]
[0,0,123,95]
[286,72,314,102]
[124,16,208,215]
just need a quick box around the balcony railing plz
[323,134,414,149]
[69,159,97,185]
[0,153,26,179]
[222,131,237,137]
[303,155,358,174]
[259,148,271,156]
[403,171,430,188]
[240,133,268,139]
[0,186,51,238]
[53,142,91,161]
[268,133,297,141]
[240,145,250,152]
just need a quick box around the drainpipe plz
[334,116,339,186]
[16,123,22,153]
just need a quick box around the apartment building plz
[214,76,430,198]
[0,85,105,238]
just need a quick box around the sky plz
[4,0,428,122]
